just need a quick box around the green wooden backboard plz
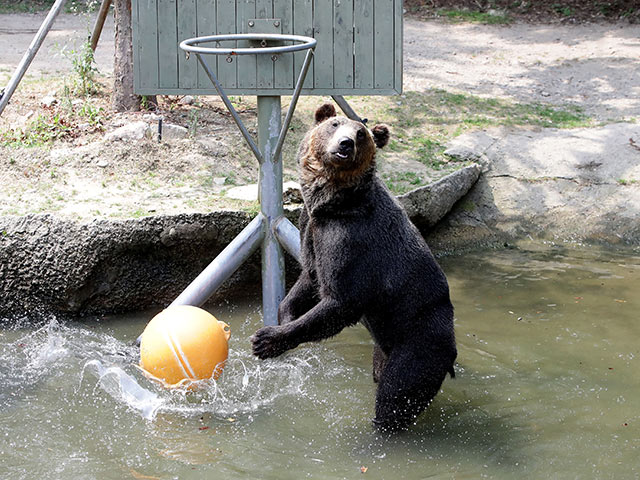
[132,0,402,96]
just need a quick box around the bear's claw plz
[251,325,289,359]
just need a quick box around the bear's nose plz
[338,137,354,153]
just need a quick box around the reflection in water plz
[0,243,639,479]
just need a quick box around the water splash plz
[83,347,337,421]
[83,359,163,420]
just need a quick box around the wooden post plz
[90,0,113,51]
[0,0,67,117]
[112,0,140,111]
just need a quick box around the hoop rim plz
[180,33,317,56]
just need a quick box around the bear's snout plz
[336,137,355,158]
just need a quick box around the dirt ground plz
[1,12,639,220]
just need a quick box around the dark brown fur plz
[251,104,456,433]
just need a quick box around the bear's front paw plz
[251,325,290,359]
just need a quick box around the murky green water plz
[1,243,639,479]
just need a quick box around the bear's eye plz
[332,121,339,127]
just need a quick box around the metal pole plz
[136,214,265,345]
[331,95,366,124]
[171,214,266,307]
[258,96,286,326]
[273,216,301,263]
[273,48,314,162]
[196,54,264,163]
[90,0,112,51]
[0,0,67,117]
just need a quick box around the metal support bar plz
[273,48,314,162]
[273,216,301,263]
[171,214,266,307]
[158,33,316,330]
[258,96,286,326]
[90,0,112,51]
[196,54,264,163]
[331,95,366,124]
[0,0,67,116]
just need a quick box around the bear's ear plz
[371,124,390,149]
[314,103,337,124]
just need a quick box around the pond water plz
[1,243,639,479]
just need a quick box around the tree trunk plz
[112,0,139,111]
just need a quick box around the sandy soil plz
[0,11,115,77]
[1,12,639,221]
[404,19,640,122]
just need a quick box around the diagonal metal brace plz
[196,47,314,166]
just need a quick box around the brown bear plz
[251,103,457,433]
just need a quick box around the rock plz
[160,123,188,140]
[283,181,302,204]
[443,145,484,163]
[397,165,482,230]
[143,113,163,122]
[443,130,496,163]
[213,177,227,186]
[179,95,195,105]
[437,123,640,245]
[0,212,277,317]
[41,95,57,107]
[226,181,302,203]
[97,160,109,168]
[104,121,149,142]
[226,184,258,201]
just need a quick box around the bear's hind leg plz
[373,346,451,433]
[372,344,387,383]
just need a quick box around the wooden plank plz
[136,0,159,89]
[332,0,353,88]
[255,0,274,89]
[273,0,293,89]
[353,0,373,89]
[134,86,399,95]
[217,0,237,88]
[292,0,313,89]
[132,0,141,91]
[373,0,393,89]
[131,0,401,95]
[177,0,198,88]
[196,0,217,88]
[157,0,178,88]
[393,0,402,93]
[312,0,333,89]
[236,0,257,89]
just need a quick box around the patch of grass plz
[76,100,106,128]
[552,4,574,16]
[342,89,593,172]
[239,201,261,216]
[438,9,511,24]
[131,208,150,218]
[1,112,73,147]
[414,137,447,168]
[460,200,477,212]
[188,108,201,137]
[617,179,638,186]
[433,90,590,128]
[382,171,426,194]
[225,171,238,186]
[61,39,100,97]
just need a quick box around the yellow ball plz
[139,305,231,387]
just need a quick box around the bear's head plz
[299,103,390,187]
